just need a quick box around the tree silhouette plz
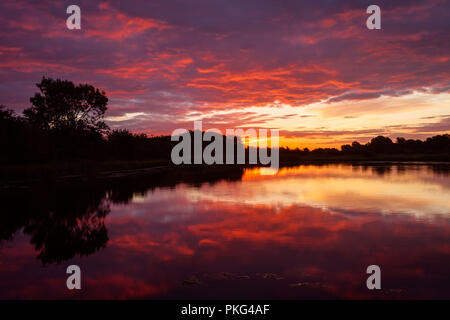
[24,77,109,135]
[1,77,449,166]
[368,136,395,153]
[0,105,15,121]
[0,183,110,265]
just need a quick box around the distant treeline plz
[279,134,450,162]
[0,109,175,164]
[1,77,449,165]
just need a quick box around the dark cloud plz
[0,0,449,136]
[280,128,386,139]
[412,116,450,133]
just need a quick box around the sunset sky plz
[0,0,449,148]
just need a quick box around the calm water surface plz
[1,164,449,299]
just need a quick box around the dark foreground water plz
[1,164,449,299]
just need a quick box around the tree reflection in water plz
[0,166,245,265]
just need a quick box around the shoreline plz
[1,158,449,186]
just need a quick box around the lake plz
[1,163,449,299]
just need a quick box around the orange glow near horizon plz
[0,1,449,149]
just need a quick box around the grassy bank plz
[0,160,251,186]
[1,153,449,185]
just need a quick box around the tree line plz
[0,77,449,165]
[279,134,450,162]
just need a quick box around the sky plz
[0,0,449,148]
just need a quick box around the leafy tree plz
[0,105,15,121]
[24,77,109,134]
[368,136,394,153]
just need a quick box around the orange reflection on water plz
[1,164,449,299]
[234,164,450,217]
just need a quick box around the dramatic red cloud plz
[0,0,448,147]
